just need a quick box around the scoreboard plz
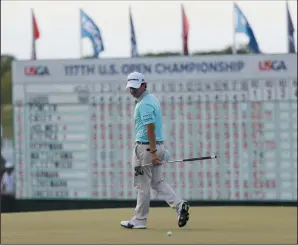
[12,54,297,201]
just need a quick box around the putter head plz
[134,166,144,176]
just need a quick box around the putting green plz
[1,207,297,244]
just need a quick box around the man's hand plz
[151,152,162,165]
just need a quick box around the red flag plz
[31,9,40,60]
[182,5,189,55]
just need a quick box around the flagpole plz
[79,9,83,58]
[181,4,188,56]
[31,9,34,60]
[129,5,132,57]
[286,1,289,53]
[182,4,184,55]
[31,8,39,60]
[232,1,237,54]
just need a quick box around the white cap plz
[126,72,146,89]
[5,161,14,168]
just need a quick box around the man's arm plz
[139,103,156,152]
[146,123,161,164]
[140,103,160,164]
[146,123,156,153]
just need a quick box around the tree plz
[191,44,251,56]
[1,55,15,105]
[142,43,251,57]
[143,51,182,57]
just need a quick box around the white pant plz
[131,143,184,222]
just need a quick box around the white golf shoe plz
[120,220,147,229]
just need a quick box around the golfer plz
[120,72,190,229]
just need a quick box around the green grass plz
[1,104,13,140]
[2,207,297,244]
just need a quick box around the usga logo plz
[24,66,50,76]
[258,60,287,72]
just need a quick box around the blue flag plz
[80,9,104,57]
[286,2,295,53]
[234,3,261,53]
[129,7,138,57]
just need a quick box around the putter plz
[134,155,218,176]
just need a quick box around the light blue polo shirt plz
[134,91,164,142]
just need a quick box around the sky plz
[1,0,297,60]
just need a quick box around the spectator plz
[1,161,16,212]
[0,124,6,178]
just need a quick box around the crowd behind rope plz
[1,124,16,212]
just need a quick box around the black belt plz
[136,141,164,145]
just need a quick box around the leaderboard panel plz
[13,78,297,201]
[14,84,92,198]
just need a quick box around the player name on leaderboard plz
[12,54,297,202]
[14,94,91,198]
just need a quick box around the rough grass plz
[1,207,297,244]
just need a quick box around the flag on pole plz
[182,4,189,55]
[234,3,261,53]
[80,9,104,57]
[286,1,295,53]
[31,9,40,60]
[129,6,138,57]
